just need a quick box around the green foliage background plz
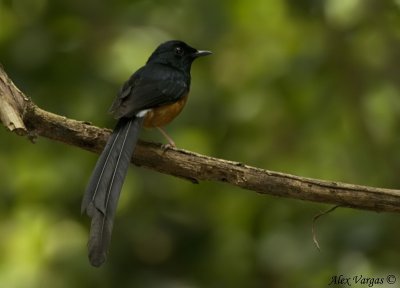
[1,0,400,287]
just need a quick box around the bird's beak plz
[193,50,212,58]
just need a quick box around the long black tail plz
[81,116,144,267]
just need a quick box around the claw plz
[161,143,175,151]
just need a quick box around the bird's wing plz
[109,65,189,119]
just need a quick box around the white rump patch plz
[136,109,151,118]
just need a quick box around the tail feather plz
[81,117,143,267]
[81,120,124,214]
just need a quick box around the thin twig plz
[312,205,341,250]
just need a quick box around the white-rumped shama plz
[81,40,211,267]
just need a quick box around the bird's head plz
[147,40,212,72]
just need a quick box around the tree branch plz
[1,65,400,213]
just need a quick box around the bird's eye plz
[174,46,184,56]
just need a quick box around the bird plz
[81,40,212,267]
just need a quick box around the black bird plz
[81,40,211,267]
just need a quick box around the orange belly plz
[143,95,188,128]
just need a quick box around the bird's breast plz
[143,94,188,128]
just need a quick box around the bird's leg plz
[157,127,176,149]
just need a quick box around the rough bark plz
[1,65,400,213]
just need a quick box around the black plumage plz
[81,40,211,266]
